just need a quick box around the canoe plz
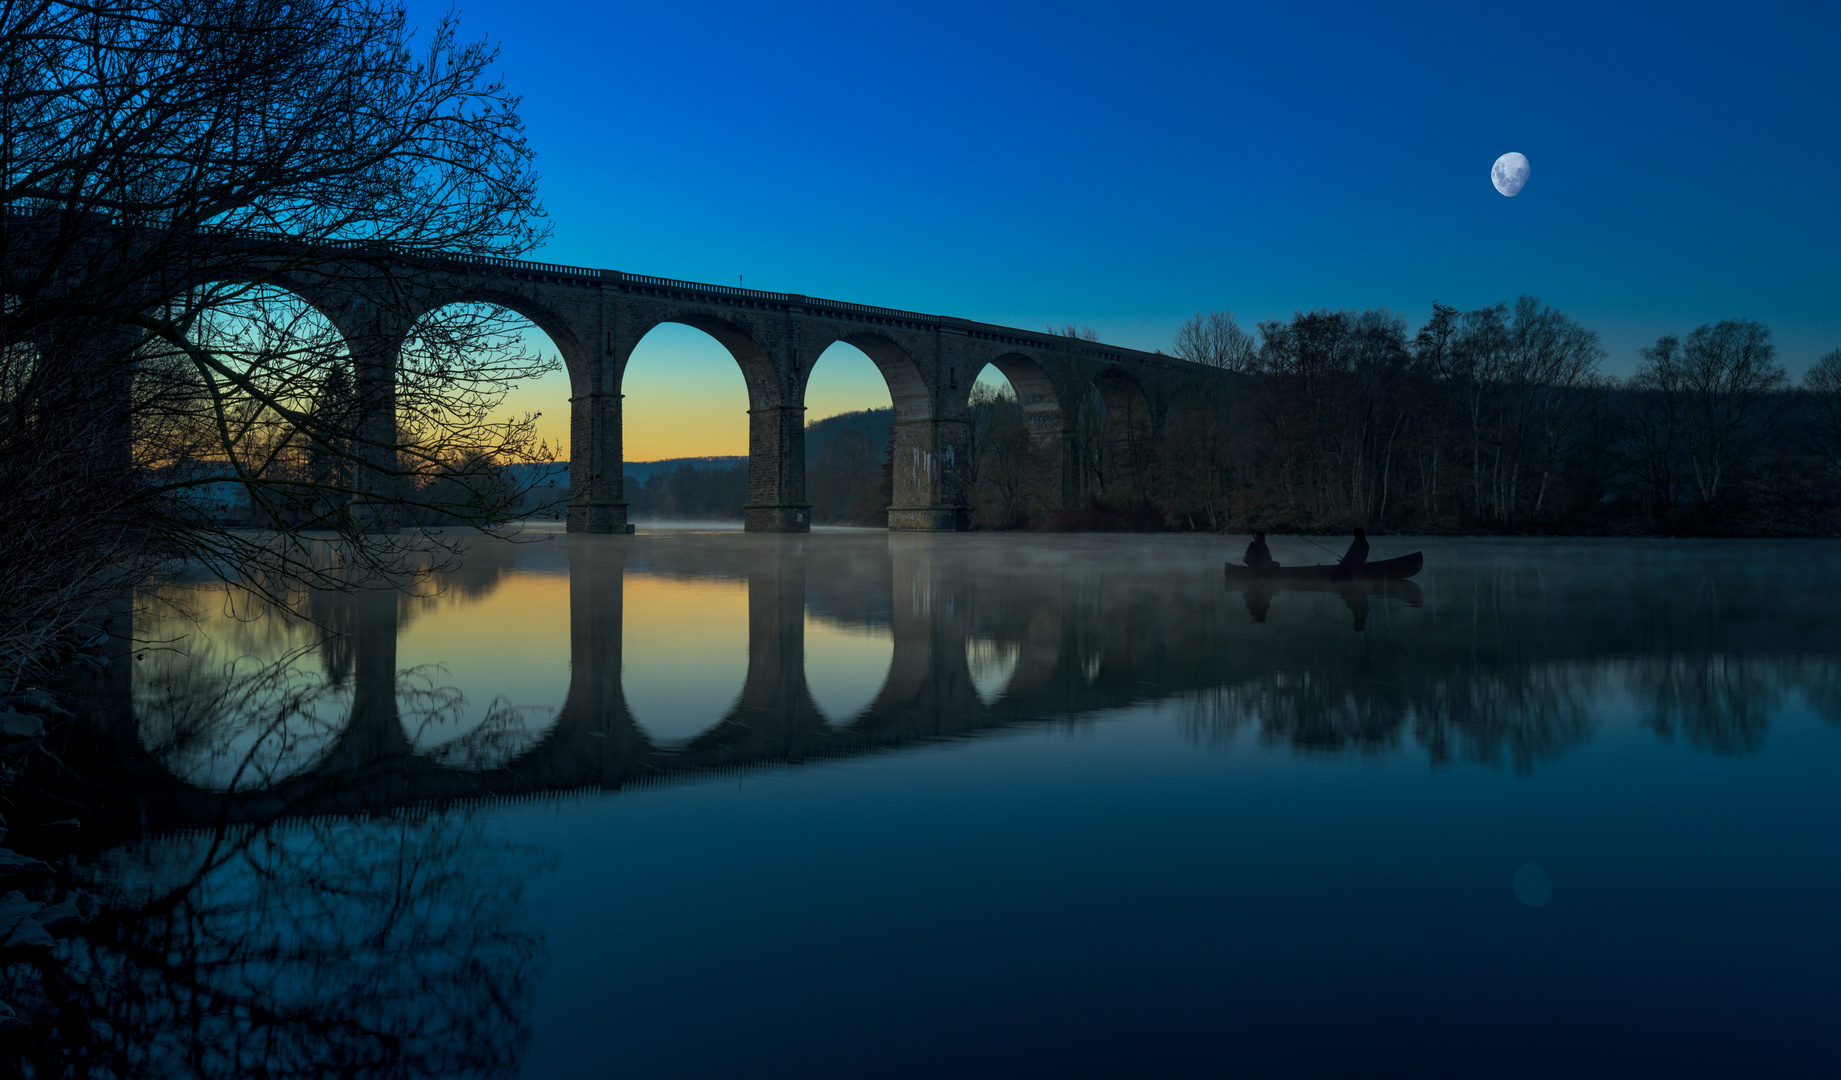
[1223,551,1423,582]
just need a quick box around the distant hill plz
[621,456,747,483]
[806,408,892,460]
[511,412,893,483]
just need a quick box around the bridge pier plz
[322,297,414,531]
[744,403,811,532]
[888,416,971,531]
[569,387,629,533]
[879,535,984,730]
[349,338,402,529]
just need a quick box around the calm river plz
[11,530,1841,1077]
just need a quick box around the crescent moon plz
[1492,152,1530,197]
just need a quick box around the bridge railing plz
[195,224,606,278]
[799,295,943,325]
[611,274,944,325]
[173,225,951,324]
[468,254,601,277]
[172,224,1181,363]
[612,272,787,303]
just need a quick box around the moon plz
[1492,152,1531,197]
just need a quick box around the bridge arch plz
[154,274,357,358]
[404,287,595,375]
[614,316,775,527]
[973,350,1066,422]
[390,295,581,524]
[134,279,369,525]
[962,350,1074,522]
[801,333,914,526]
[620,311,779,407]
[151,268,361,336]
[804,330,928,420]
[615,312,807,531]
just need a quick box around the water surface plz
[14,531,1841,1077]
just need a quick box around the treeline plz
[624,410,891,524]
[624,461,748,521]
[999,300,1841,535]
[804,411,891,526]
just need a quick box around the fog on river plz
[120,530,1841,794]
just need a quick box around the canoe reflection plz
[1237,577,1424,628]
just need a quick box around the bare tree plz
[1616,337,1689,516]
[1681,320,1786,503]
[1172,309,1256,372]
[2,808,545,1077]
[1,1,551,688]
[1802,348,1841,478]
[1490,297,1606,520]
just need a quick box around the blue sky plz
[409,0,1841,457]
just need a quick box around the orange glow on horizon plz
[494,324,904,463]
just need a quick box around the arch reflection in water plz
[621,575,750,746]
[396,567,568,769]
[133,580,353,791]
[101,535,1841,830]
[966,638,1019,705]
[804,614,893,726]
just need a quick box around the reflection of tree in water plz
[1182,545,1841,768]
[1412,663,1598,771]
[135,583,355,791]
[2,811,546,1078]
[400,665,557,770]
[1178,664,1597,771]
[1792,659,1841,728]
[137,549,557,788]
[138,647,551,787]
[1628,655,1784,756]
[1183,642,1828,772]
[1181,679,1411,757]
[135,644,353,790]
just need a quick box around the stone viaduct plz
[191,238,1231,532]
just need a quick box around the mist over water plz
[16,532,1841,1076]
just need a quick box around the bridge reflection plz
[52,534,1841,838]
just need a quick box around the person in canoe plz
[1343,528,1369,567]
[1329,528,1369,581]
[1243,531,1278,572]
